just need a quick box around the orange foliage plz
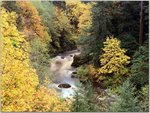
[16,1,44,38]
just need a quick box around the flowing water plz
[48,49,81,98]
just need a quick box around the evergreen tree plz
[78,1,115,66]
[139,85,149,112]
[130,44,149,88]
[32,1,54,35]
[109,80,141,112]
[71,83,99,112]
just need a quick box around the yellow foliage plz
[31,86,71,112]
[1,8,39,112]
[66,0,93,35]
[1,8,71,112]
[53,7,72,37]
[99,36,130,75]
[87,65,98,78]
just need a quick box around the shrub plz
[76,66,89,82]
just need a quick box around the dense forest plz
[1,1,149,112]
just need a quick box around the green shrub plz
[76,66,89,82]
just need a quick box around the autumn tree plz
[31,86,71,112]
[1,8,39,111]
[65,0,93,36]
[16,1,53,84]
[1,7,71,112]
[32,1,54,37]
[99,36,130,75]
[50,7,76,53]
[16,1,45,39]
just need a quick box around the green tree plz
[32,1,54,35]
[71,83,98,112]
[118,34,138,56]
[130,45,149,88]
[50,7,76,53]
[78,1,114,66]
[76,66,89,82]
[112,1,149,44]
[109,80,141,112]
[29,38,51,84]
[139,85,149,112]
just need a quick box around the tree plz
[139,1,144,45]
[50,7,76,53]
[130,45,149,88]
[71,83,99,112]
[118,34,138,56]
[99,36,130,75]
[109,80,141,112]
[1,8,39,111]
[32,1,54,35]
[1,7,71,112]
[79,1,149,66]
[78,1,114,66]
[76,66,89,82]
[139,85,149,112]
[65,0,93,36]
[16,1,45,38]
[29,38,51,84]
[31,86,71,112]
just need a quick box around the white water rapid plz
[48,49,81,98]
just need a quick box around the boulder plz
[71,72,78,78]
[71,54,92,67]
[72,71,77,74]
[61,56,65,59]
[70,54,73,57]
[71,55,84,67]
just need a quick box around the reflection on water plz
[48,49,80,98]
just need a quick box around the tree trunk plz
[139,1,144,45]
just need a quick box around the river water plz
[48,49,81,98]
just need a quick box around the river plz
[48,49,81,98]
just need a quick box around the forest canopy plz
[1,1,149,112]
